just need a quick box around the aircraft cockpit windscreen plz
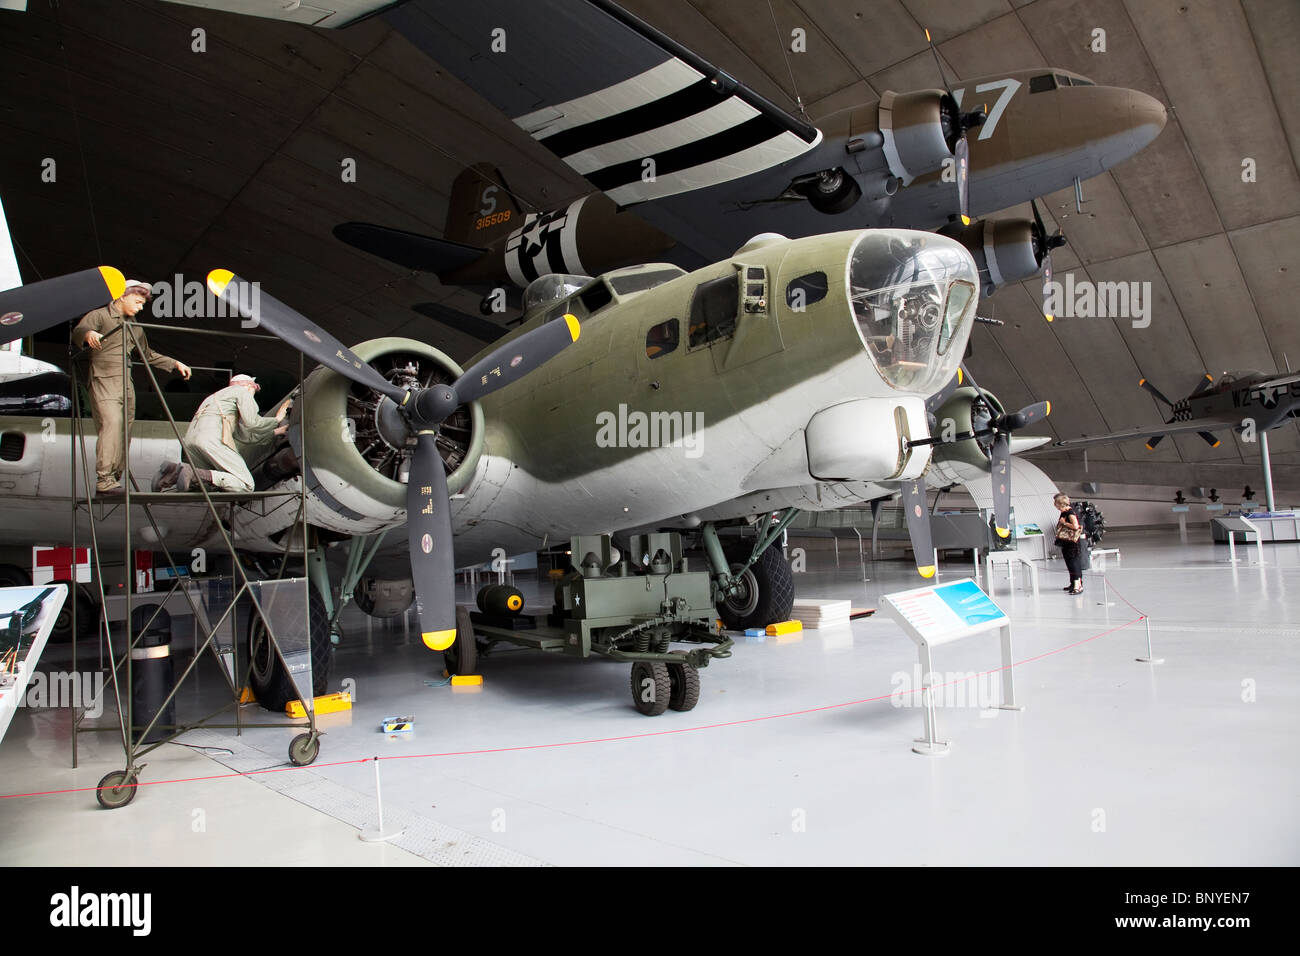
[522,273,592,317]
[605,265,686,297]
[847,233,977,393]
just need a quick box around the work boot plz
[175,465,196,492]
[152,461,182,492]
[97,484,125,496]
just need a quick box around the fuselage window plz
[1028,74,1057,94]
[645,318,680,360]
[786,271,829,310]
[688,275,739,348]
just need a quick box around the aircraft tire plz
[717,545,794,631]
[444,605,479,676]
[246,585,331,711]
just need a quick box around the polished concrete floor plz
[2,528,1297,866]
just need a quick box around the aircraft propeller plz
[924,28,986,226]
[1031,199,1067,321]
[0,267,126,346]
[908,366,1051,555]
[1138,374,1220,449]
[206,269,580,650]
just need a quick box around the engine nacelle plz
[229,337,484,550]
[929,385,1006,471]
[942,218,1041,294]
[878,89,960,186]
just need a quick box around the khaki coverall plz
[183,385,279,492]
[72,303,181,491]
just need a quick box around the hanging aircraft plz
[0,228,1053,707]
[155,0,1164,324]
[1052,371,1300,451]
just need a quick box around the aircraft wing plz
[161,0,392,28]
[165,0,822,208]
[1051,415,1243,449]
[386,0,821,206]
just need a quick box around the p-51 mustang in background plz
[1052,370,1300,451]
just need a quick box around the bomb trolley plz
[449,533,733,715]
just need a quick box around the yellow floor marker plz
[765,620,803,636]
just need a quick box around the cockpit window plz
[1072,77,1095,86]
[688,274,738,348]
[786,272,829,311]
[645,318,679,359]
[1029,74,1056,94]
[607,266,686,296]
[848,233,978,393]
[1055,74,1073,87]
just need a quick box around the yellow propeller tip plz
[957,368,963,384]
[918,565,936,579]
[422,629,456,651]
[1044,400,1051,416]
[206,269,234,296]
[564,313,580,342]
[996,527,1010,538]
[960,215,971,226]
[1044,313,1054,322]
[924,28,931,41]
[98,266,126,301]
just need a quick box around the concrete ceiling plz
[1,0,1297,492]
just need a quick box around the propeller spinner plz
[206,270,580,650]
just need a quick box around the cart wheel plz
[444,606,479,676]
[667,659,700,712]
[629,661,671,716]
[289,733,320,767]
[95,770,138,810]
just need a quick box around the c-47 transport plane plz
[156,0,1164,316]
[0,230,1053,708]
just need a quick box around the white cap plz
[122,280,152,298]
[230,374,259,391]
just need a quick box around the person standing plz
[1053,492,1085,594]
[73,280,192,493]
[159,374,287,493]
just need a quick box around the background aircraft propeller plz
[1031,199,1067,321]
[0,267,126,346]
[207,269,580,650]
[924,28,985,226]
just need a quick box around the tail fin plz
[445,163,523,248]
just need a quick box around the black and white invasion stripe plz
[513,58,820,206]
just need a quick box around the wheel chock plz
[239,686,257,704]
[450,674,483,686]
[285,691,353,718]
[765,620,803,636]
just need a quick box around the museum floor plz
[3,527,1297,866]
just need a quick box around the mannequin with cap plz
[153,373,287,493]
[72,279,192,493]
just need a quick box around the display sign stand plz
[1173,504,1189,542]
[882,578,1022,757]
